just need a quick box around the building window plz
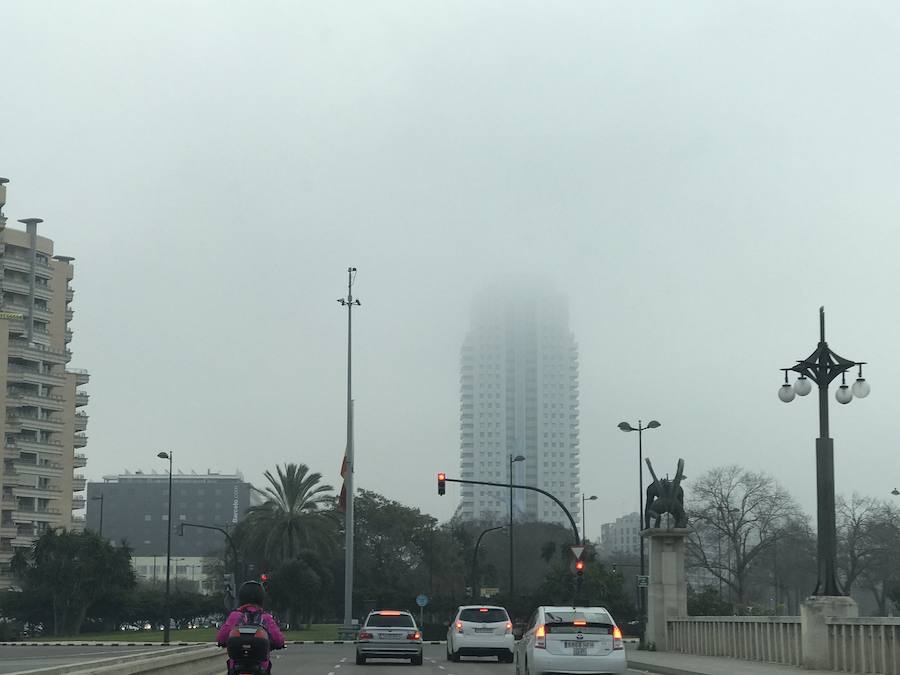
[144,515,152,521]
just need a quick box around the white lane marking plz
[329,671,335,675]
[341,657,348,662]
[335,666,342,669]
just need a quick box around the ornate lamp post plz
[779,307,869,596]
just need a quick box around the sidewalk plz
[625,646,836,675]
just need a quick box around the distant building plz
[0,178,91,586]
[457,286,580,527]
[86,471,251,557]
[600,512,641,557]
[132,554,216,594]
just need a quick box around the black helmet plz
[238,580,265,606]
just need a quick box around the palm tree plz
[243,463,336,566]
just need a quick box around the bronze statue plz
[644,458,688,529]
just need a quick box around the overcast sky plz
[3,1,900,541]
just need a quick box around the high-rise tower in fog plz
[457,286,580,527]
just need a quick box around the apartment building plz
[0,178,90,584]
[600,511,641,558]
[457,286,580,527]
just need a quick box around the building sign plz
[233,484,240,524]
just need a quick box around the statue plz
[644,457,688,529]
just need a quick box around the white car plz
[446,605,515,662]
[515,606,626,675]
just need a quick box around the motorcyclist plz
[216,580,286,674]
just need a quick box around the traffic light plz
[438,472,446,496]
[575,559,585,577]
[260,572,270,590]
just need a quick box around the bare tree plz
[859,501,900,615]
[836,493,882,593]
[687,465,803,605]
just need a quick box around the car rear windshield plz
[459,608,509,623]
[543,610,611,627]
[366,613,415,628]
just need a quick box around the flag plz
[338,454,348,512]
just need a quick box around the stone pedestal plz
[642,528,690,651]
[801,595,857,670]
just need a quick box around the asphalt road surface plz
[0,644,166,673]
[263,644,654,675]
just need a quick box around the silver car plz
[356,610,424,665]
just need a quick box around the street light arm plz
[179,522,241,579]
[444,476,580,545]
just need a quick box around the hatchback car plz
[446,605,514,662]
[356,610,423,665]
[514,606,626,675]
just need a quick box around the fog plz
[2,1,900,540]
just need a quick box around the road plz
[267,644,655,675]
[0,644,166,673]
[0,643,660,675]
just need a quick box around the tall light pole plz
[618,419,660,645]
[472,525,506,599]
[91,492,104,538]
[779,307,869,596]
[157,451,173,644]
[338,267,360,631]
[582,494,597,545]
[508,454,526,599]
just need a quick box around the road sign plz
[636,575,649,588]
[570,545,585,560]
[416,594,429,607]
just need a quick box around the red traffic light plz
[438,473,446,496]
[575,560,585,576]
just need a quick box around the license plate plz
[475,627,493,632]
[564,640,592,655]
[378,633,396,639]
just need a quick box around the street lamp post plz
[779,307,869,596]
[618,419,661,646]
[338,267,360,631]
[508,454,526,600]
[582,494,597,545]
[91,493,104,538]
[472,525,506,599]
[157,451,174,643]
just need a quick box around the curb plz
[625,659,704,675]
[288,640,448,645]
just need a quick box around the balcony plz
[73,413,88,431]
[4,444,19,460]
[73,475,86,492]
[0,522,16,538]
[7,340,71,365]
[15,437,63,455]
[7,364,65,386]
[75,391,89,407]
[12,506,62,522]
[7,411,64,432]
[73,453,87,468]
[72,496,85,510]
[7,389,65,411]
[65,288,74,302]
[68,369,90,386]
[64,329,72,343]
[16,461,63,478]
[73,434,88,448]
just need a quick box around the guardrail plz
[667,616,803,667]
[827,617,900,674]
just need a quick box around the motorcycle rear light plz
[456,621,463,633]
[612,626,623,650]
[535,624,546,649]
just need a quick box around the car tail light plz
[573,620,586,626]
[359,631,373,640]
[455,621,463,634]
[408,631,421,640]
[505,622,513,634]
[612,626,623,650]
[379,611,402,616]
[535,624,546,649]
[479,608,489,612]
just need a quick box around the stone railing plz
[667,616,803,667]
[827,617,900,674]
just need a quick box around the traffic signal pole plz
[438,475,580,545]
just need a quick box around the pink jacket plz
[216,604,286,651]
